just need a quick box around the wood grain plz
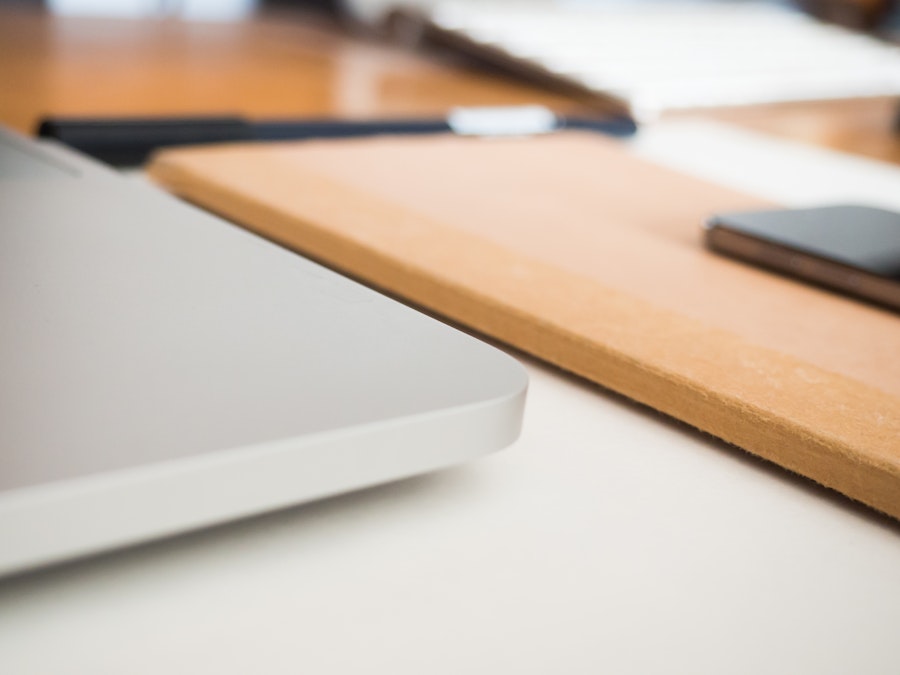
[0,8,570,134]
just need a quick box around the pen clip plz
[447,105,558,137]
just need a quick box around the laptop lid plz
[0,127,526,577]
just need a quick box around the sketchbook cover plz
[149,132,900,520]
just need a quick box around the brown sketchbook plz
[148,133,900,520]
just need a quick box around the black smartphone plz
[705,205,900,312]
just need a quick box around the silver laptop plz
[0,127,527,578]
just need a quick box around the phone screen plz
[705,205,900,311]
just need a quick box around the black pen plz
[37,106,636,167]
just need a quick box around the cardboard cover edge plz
[148,146,900,521]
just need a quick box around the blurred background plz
[0,0,895,30]
[1,0,898,163]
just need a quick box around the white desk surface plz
[2,121,899,675]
